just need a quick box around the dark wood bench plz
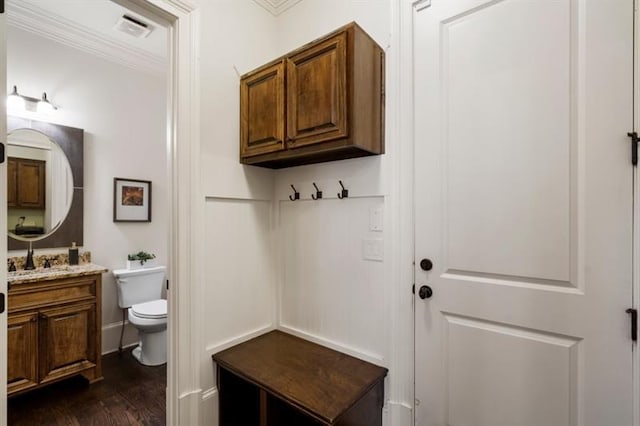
[212,330,388,425]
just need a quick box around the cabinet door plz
[16,158,45,209]
[8,312,39,395]
[240,61,286,158]
[287,32,348,148]
[7,158,16,208]
[38,303,96,384]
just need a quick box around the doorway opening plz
[3,0,196,423]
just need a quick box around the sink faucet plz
[24,248,35,270]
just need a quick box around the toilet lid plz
[131,299,167,319]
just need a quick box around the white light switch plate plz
[369,207,383,231]
[362,239,384,262]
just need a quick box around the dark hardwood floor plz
[8,348,166,426]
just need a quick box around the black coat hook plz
[289,184,300,201]
[311,183,323,200]
[337,180,349,199]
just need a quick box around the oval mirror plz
[7,128,74,241]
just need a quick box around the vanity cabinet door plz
[7,158,17,208]
[16,158,45,209]
[7,157,45,209]
[7,312,38,394]
[38,302,97,384]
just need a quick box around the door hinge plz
[412,284,415,294]
[627,132,638,166]
[0,0,4,14]
[0,143,5,164]
[626,308,637,341]
[0,293,4,314]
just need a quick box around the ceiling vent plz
[114,15,152,39]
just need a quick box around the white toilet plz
[113,266,167,366]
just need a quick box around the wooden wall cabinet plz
[8,273,103,396]
[213,331,388,426]
[8,157,46,209]
[240,22,385,168]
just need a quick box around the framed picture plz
[113,178,152,222]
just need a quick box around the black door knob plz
[418,285,433,299]
[420,258,433,271]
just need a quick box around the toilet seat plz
[131,299,166,319]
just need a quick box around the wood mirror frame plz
[7,116,83,250]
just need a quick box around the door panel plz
[414,0,633,425]
[442,0,572,284]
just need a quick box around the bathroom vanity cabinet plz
[239,22,385,168]
[7,157,46,209]
[213,330,388,425]
[7,268,105,396]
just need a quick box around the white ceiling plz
[8,0,168,75]
[7,0,309,74]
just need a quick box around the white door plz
[0,0,8,421]
[413,0,633,425]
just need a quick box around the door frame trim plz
[633,2,639,424]
[0,3,7,421]
[110,0,201,424]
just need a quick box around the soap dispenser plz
[69,242,79,265]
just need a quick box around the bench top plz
[212,330,388,424]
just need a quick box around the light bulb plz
[37,92,54,114]
[7,86,25,111]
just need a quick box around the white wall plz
[7,25,168,354]
[195,0,279,418]
[271,1,413,424]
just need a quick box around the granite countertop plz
[8,263,108,285]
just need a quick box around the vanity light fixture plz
[6,85,58,112]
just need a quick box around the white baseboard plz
[178,389,202,425]
[200,387,219,425]
[278,324,385,365]
[101,320,139,355]
[205,324,275,355]
[388,400,413,426]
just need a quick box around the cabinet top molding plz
[242,21,380,79]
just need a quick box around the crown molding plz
[252,0,303,16]
[163,0,196,14]
[7,1,167,77]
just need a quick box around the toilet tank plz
[112,266,166,308]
